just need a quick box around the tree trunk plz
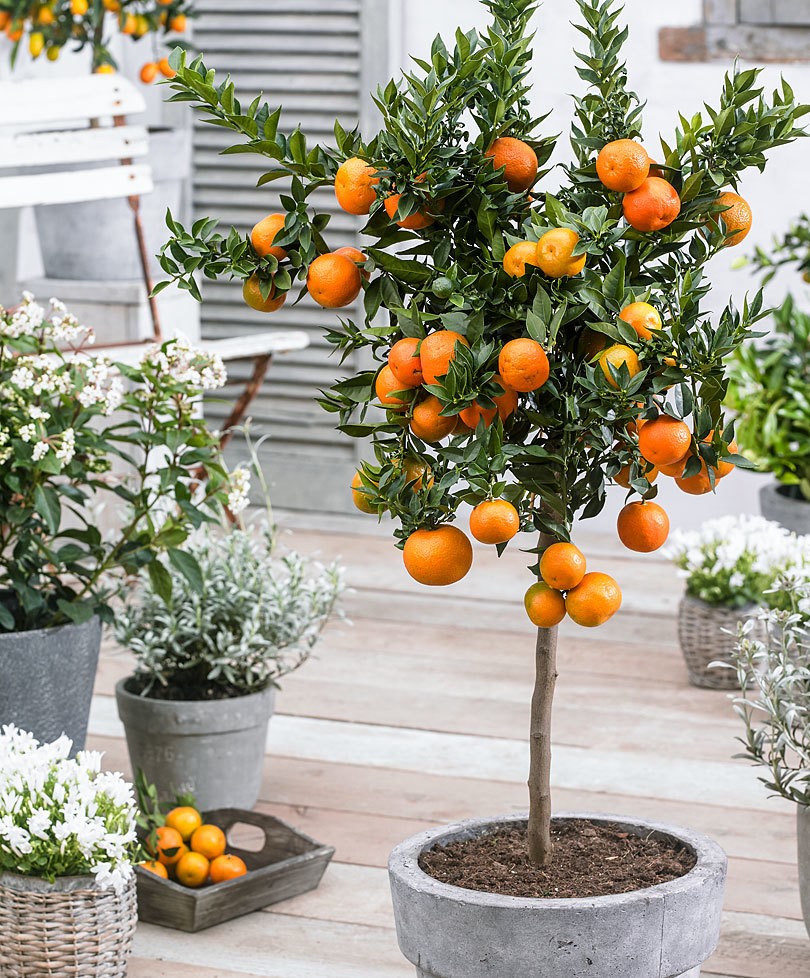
[527,529,559,867]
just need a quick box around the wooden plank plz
[0,165,152,208]
[0,75,146,127]
[0,125,148,169]
[706,911,810,978]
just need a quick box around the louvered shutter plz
[193,0,387,512]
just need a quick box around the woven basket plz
[677,594,750,690]
[0,871,136,977]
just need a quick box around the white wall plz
[397,0,810,531]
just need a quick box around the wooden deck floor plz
[88,511,810,978]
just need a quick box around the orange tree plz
[155,0,808,864]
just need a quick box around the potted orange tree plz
[155,0,808,973]
[0,0,195,281]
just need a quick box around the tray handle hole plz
[226,822,266,853]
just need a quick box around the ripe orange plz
[95,64,115,74]
[165,806,203,842]
[536,228,586,278]
[243,274,286,313]
[616,501,670,553]
[419,330,470,385]
[375,365,409,411]
[459,377,518,429]
[619,301,661,341]
[410,395,456,442]
[395,457,434,490]
[623,177,681,232]
[565,572,622,627]
[614,461,658,489]
[154,826,186,867]
[71,0,88,13]
[498,339,549,392]
[638,415,692,466]
[139,860,168,879]
[140,62,159,84]
[599,344,640,388]
[675,470,714,495]
[175,851,210,889]
[485,137,538,193]
[351,471,377,513]
[540,542,587,591]
[596,139,650,192]
[388,337,423,387]
[210,854,248,884]
[121,13,137,33]
[251,213,288,260]
[711,192,752,247]
[657,457,688,478]
[190,824,227,861]
[503,241,541,278]
[158,58,176,79]
[524,582,566,628]
[384,193,438,230]
[469,499,520,545]
[307,253,363,308]
[334,246,370,280]
[335,157,379,215]
[170,13,187,31]
[403,525,473,586]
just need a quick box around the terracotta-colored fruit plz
[251,213,288,260]
[596,139,650,192]
[375,365,409,411]
[334,157,379,215]
[565,572,622,627]
[524,582,567,627]
[175,850,210,888]
[419,330,470,385]
[536,228,586,278]
[158,58,176,79]
[503,241,541,278]
[334,246,370,281]
[711,191,752,248]
[540,542,587,591]
[243,274,286,313]
[306,253,363,308]
[351,471,377,514]
[623,177,681,232]
[485,137,538,193]
[388,337,424,387]
[616,500,670,553]
[153,826,186,867]
[403,526,473,586]
[165,806,203,842]
[619,301,662,341]
[139,859,169,879]
[210,854,248,883]
[190,824,227,861]
[598,344,640,388]
[140,62,159,84]
[469,499,520,545]
[410,395,456,442]
[498,338,549,392]
[638,415,692,466]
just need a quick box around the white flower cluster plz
[664,515,810,608]
[0,727,138,892]
[0,293,93,345]
[140,334,227,391]
[227,466,251,515]
[74,357,124,415]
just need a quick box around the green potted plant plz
[0,293,236,750]
[728,235,810,533]
[665,514,805,688]
[114,523,343,810]
[730,575,810,938]
[0,0,196,282]
[153,0,808,973]
[0,725,140,976]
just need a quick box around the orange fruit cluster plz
[524,543,622,629]
[139,806,248,889]
[503,229,586,280]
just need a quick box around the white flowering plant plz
[664,515,808,609]
[0,725,138,890]
[114,526,344,699]
[731,580,810,805]
[0,293,241,633]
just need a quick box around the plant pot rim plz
[761,481,810,505]
[389,812,727,910]
[680,592,756,612]
[0,615,100,642]
[115,675,275,707]
[0,870,127,893]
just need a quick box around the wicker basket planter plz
[677,594,751,690]
[0,872,137,977]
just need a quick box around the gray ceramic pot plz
[0,617,102,751]
[389,813,727,978]
[797,806,810,939]
[760,482,810,536]
[115,677,275,810]
[34,127,190,281]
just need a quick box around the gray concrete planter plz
[0,617,102,751]
[760,482,810,536]
[115,677,275,810]
[34,127,190,281]
[389,813,727,978]
[797,806,810,939]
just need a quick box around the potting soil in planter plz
[419,819,696,899]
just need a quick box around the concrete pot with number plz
[389,813,727,978]
[0,611,102,753]
[115,677,275,810]
[34,128,190,282]
[759,482,810,537]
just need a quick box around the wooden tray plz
[135,808,335,932]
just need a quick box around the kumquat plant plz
[156,0,809,864]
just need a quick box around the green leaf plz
[167,549,204,592]
[147,560,174,605]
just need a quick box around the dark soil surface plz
[419,819,697,899]
[125,675,262,701]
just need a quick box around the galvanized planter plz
[797,806,810,940]
[115,677,275,810]
[0,616,102,751]
[760,482,810,536]
[0,871,137,977]
[677,594,749,690]
[389,813,727,978]
[136,808,334,932]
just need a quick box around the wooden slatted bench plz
[0,74,309,441]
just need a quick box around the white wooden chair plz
[0,74,308,440]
